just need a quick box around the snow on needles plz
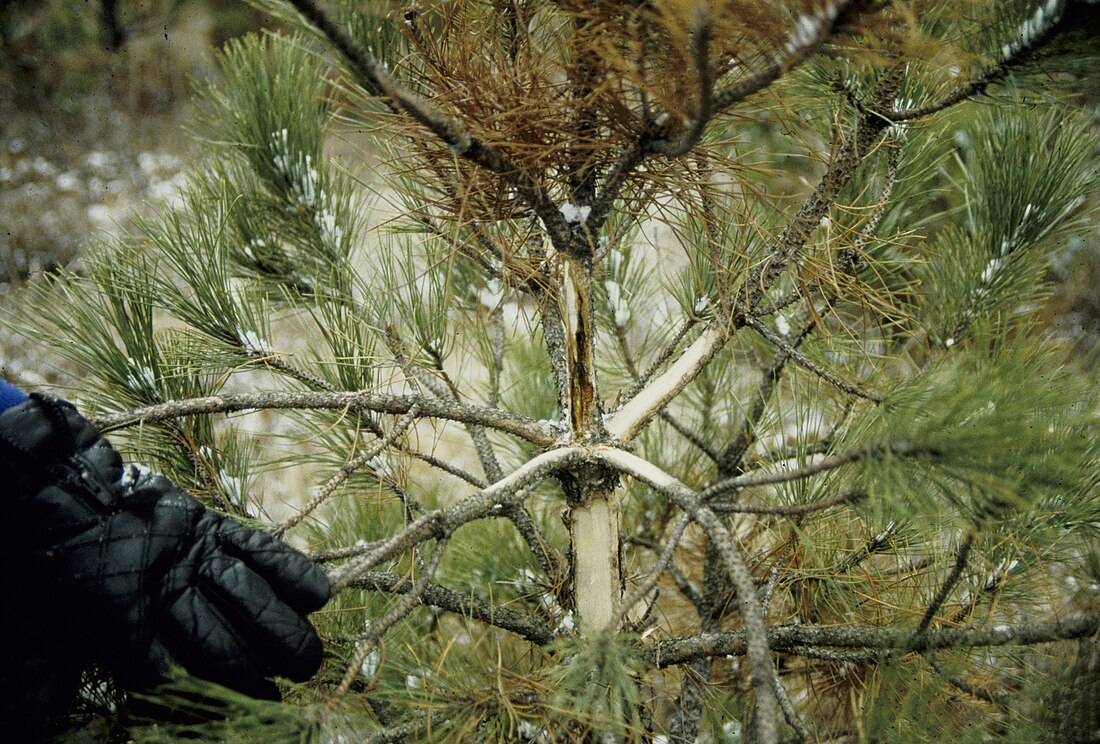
[269,129,344,249]
[1001,0,1063,62]
[561,203,591,225]
[783,3,840,57]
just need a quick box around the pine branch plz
[752,141,902,320]
[386,331,560,581]
[563,11,604,208]
[499,501,561,588]
[660,410,721,463]
[702,441,931,501]
[592,446,779,744]
[486,303,506,409]
[327,446,586,592]
[311,541,389,564]
[946,555,1020,626]
[251,350,340,392]
[539,294,574,415]
[409,207,501,276]
[363,715,448,744]
[88,391,559,447]
[748,435,837,476]
[759,553,790,617]
[614,323,719,462]
[754,400,855,471]
[884,0,1069,123]
[606,68,905,447]
[711,2,847,112]
[606,323,729,443]
[783,647,878,663]
[926,657,1011,708]
[587,142,646,239]
[649,613,1100,667]
[743,65,905,311]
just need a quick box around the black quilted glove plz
[0,394,330,731]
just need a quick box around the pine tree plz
[12,1,1100,742]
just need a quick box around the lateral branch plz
[649,613,1100,667]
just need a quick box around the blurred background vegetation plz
[0,0,274,388]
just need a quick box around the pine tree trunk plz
[557,252,623,633]
[570,489,622,632]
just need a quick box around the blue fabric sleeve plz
[0,380,29,411]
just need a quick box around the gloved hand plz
[0,393,330,731]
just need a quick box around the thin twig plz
[336,538,450,697]
[718,317,817,475]
[253,351,339,392]
[588,1,855,239]
[625,534,704,609]
[274,405,420,536]
[394,443,487,488]
[659,410,721,463]
[710,488,866,516]
[909,532,976,650]
[487,303,506,408]
[346,569,555,645]
[743,315,881,403]
[835,520,899,574]
[611,513,692,632]
[311,540,388,564]
[621,313,701,405]
[773,668,813,743]
[759,555,789,618]
[421,330,559,582]
[754,436,834,471]
[410,207,500,275]
[587,142,645,238]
